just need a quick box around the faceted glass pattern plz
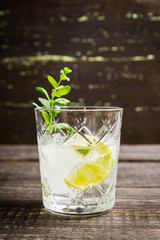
[35,107,123,216]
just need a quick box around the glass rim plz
[35,106,123,112]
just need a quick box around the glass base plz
[43,197,115,217]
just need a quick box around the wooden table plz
[0,145,160,239]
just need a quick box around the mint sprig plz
[33,67,72,131]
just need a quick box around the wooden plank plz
[120,145,160,161]
[0,187,160,210]
[0,145,160,162]
[0,162,160,188]
[0,159,159,239]
[0,229,159,240]
[0,145,38,161]
[0,188,159,239]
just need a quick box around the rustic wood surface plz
[0,0,160,144]
[0,144,160,239]
[1,144,160,162]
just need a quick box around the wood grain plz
[0,161,160,188]
[1,144,160,162]
[0,189,160,239]
[0,0,160,144]
[0,145,160,239]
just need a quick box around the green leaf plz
[63,67,72,74]
[32,102,40,108]
[40,111,50,125]
[52,105,60,113]
[48,123,72,132]
[60,73,70,81]
[53,98,70,106]
[36,87,50,100]
[60,68,71,81]
[38,98,50,109]
[47,75,58,89]
[49,105,60,117]
[55,85,71,97]
[33,67,72,129]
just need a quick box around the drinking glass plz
[35,106,123,216]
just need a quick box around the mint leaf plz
[63,67,72,74]
[36,87,50,100]
[41,111,50,125]
[52,105,60,113]
[34,67,72,131]
[38,98,50,109]
[53,98,70,106]
[49,105,60,117]
[60,67,72,81]
[48,123,72,132]
[60,71,70,81]
[33,102,40,108]
[47,75,58,89]
[55,85,71,97]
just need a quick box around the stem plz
[57,78,62,87]
[51,89,56,103]
[49,112,53,123]
[51,78,62,103]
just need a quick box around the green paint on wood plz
[7,84,13,90]
[150,16,160,21]
[19,71,27,76]
[99,46,125,52]
[97,72,103,77]
[1,55,77,66]
[81,55,87,61]
[0,11,5,16]
[111,94,116,100]
[86,51,92,56]
[33,41,41,47]
[70,83,80,90]
[77,16,88,22]
[98,46,109,52]
[0,9,10,16]
[104,102,111,106]
[88,84,106,89]
[81,38,96,45]
[1,54,156,66]
[111,46,118,51]
[60,16,67,22]
[151,106,160,112]
[127,39,136,44]
[135,106,145,112]
[125,12,160,21]
[100,28,110,39]
[135,106,160,112]
[1,101,32,108]
[76,51,82,56]
[45,42,52,47]
[97,16,106,21]
[70,38,80,43]
[88,56,105,62]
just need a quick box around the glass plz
[35,106,123,216]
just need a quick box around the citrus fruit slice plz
[64,135,113,190]
[69,134,98,156]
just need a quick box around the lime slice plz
[64,135,113,191]
[69,134,98,156]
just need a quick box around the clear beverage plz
[35,107,123,216]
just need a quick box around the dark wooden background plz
[0,0,160,144]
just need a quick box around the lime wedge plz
[64,135,113,191]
